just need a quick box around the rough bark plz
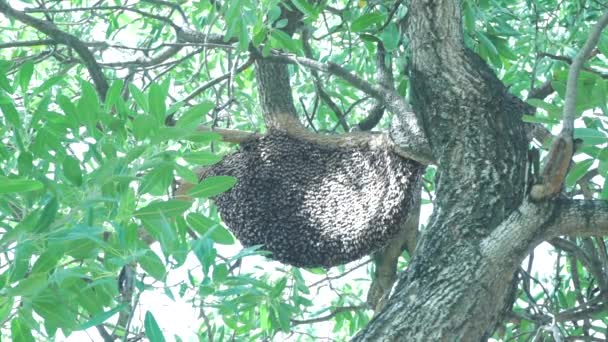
[355,0,532,339]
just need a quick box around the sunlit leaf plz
[18,60,34,92]
[565,159,594,188]
[182,151,222,166]
[351,13,384,32]
[188,176,237,198]
[0,177,43,194]
[144,311,166,342]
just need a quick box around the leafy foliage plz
[0,0,607,341]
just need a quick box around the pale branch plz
[562,11,608,133]
[177,29,238,46]
[540,52,608,79]
[552,200,608,237]
[481,199,608,268]
[102,45,183,68]
[0,0,109,98]
[262,52,433,164]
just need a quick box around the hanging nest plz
[205,131,423,268]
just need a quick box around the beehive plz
[207,132,423,268]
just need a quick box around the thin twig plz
[291,305,368,325]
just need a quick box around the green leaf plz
[380,22,399,51]
[476,31,498,57]
[260,303,270,330]
[213,263,229,283]
[149,83,167,123]
[9,273,47,297]
[0,296,13,323]
[32,75,64,96]
[351,13,385,32]
[36,197,58,233]
[274,19,288,29]
[77,80,100,127]
[270,30,299,52]
[31,249,63,274]
[135,200,192,219]
[105,79,124,110]
[574,128,608,146]
[0,100,21,127]
[463,1,476,32]
[184,130,223,143]
[186,213,216,234]
[17,152,33,177]
[63,156,83,186]
[521,115,559,125]
[188,176,237,198]
[565,159,594,188]
[187,213,235,244]
[57,94,78,126]
[291,0,317,18]
[182,151,222,166]
[139,163,174,195]
[129,84,149,113]
[0,73,13,93]
[526,99,562,118]
[78,305,124,330]
[133,115,156,140]
[144,311,166,342]
[18,60,35,92]
[175,101,214,128]
[139,251,167,281]
[11,317,35,342]
[0,177,43,194]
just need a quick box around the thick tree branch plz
[262,52,433,164]
[0,39,54,49]
[0,0,109,99]
[355,43,392,131]
[481,200,608,269]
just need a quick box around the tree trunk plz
[355,1,534,340]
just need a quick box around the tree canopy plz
[1,0,608,341]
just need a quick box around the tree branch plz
[196,125,260,144]
[481,199,608,268]
[562,12,608,133]
[355,42,392,131]
[261,51,433,164]
[530,11,608,200]
[291,305,368,325]
[0,0,109,99]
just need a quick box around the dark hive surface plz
[207,132,423,268]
